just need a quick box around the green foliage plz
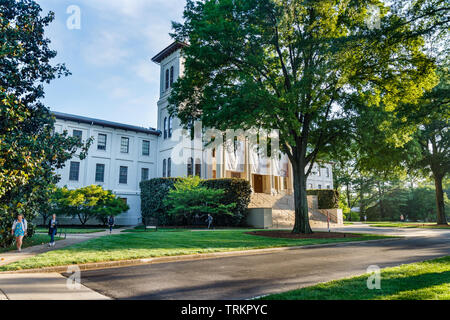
[168,0,440,233]
[0,1,91,247]
[55,186,129,226]
[365,185,449,222]
[164,176,236,224]
[140,178,251,227]
[140,178,180,226]
[307,190,339,209]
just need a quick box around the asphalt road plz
[73,225,450,300]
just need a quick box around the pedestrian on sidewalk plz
[11,214,27,252]
[206,214,214,230]
[48,214,58,247]
[108,215,115,234]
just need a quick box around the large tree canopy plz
[0,0,90,246]
[169,0,442,233]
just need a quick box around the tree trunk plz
[346,184,351,221]
[291,159,313,234]
[433,174,448,225]
[377,182,385,220]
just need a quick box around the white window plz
[141,168,149,181]
[142,140,150,156]
[73,130,82,141]
[97,134,107,150]
[119,166,128,184]
[69,162,80,181]
[95,164,105,183]
[120,137,129,153]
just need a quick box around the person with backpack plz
[11,214,27,252]
[108,215,115,234]
[48,214,58,247]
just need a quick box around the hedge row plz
[306,189,339,209]
[140,178,252,227]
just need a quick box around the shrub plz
[140,177,251,227]
[307,189,339,209]
[202,178,252,226]
[164,176,236,224]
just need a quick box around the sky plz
[39,0,186,129]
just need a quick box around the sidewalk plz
[0,227,129,267]
[0,273,110,300]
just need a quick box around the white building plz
[53,112,159,225]
[54,42,334,226]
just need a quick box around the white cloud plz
[133,59,159,84]
[81,30,131,66]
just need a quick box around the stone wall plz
[249,193,343,229]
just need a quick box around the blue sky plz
[39,0,186,128]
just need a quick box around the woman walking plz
[108,215,115,234]
[11,214,27,252]
[48,214,58,247]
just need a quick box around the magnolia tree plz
[169,0,441,233]
[0,0,90,247]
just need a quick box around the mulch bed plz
[246,230,360,239]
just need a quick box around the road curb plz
[0,237,400,274]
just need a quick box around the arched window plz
[167,158,172,177]
[187,157,194,176]
[170,66,174,86]
[195,158,201,177]
[163,117,167,139]
[163,159,167,177]
[165,69,169,90]
[168,116,173,138]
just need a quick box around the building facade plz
[53,112,159,225]
[54,42,334,226]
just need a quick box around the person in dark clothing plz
[206,214,214,230]
[108,215,115,234]
[48,214,58,247]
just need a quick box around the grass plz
[0,234,62,253]
[35,227,106,234]
[367,222,450,229]
[260,255,450,300]
[0,229,390,271]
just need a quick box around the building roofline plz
[151,41,187,64]
[52,111,161,136]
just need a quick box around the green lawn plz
[367,222,450,229]
[0,229,389,271]
[260,256,450,300]
[35,227,106,234]
[0,234,62,253]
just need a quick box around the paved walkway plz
[0,228,128,300]
[0,228,128,267]
[0,273,110,300]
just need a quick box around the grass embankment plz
[367,222,450,229]
[0,235,62,253]
[261,256,450,300]
[0,229,390,271]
